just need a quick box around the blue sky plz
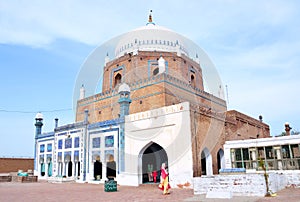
[0,0,300,157]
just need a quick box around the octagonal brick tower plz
[76,13,225,123]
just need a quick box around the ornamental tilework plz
[65,138,72,149]
[40,144,45,153]
[92,137,101,148]
[105,136,114,147]
[74,137,80,148]
[47,143,52,152]
[58,140,63,149]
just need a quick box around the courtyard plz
[0,181,299,202]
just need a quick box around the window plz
[74,137,80,148]
[47,144,52,152]
[47,154,52,162]
[235,149,242,161]
[92,137,101,148]
[58,140,63,149]
[257,147,265,159]
[190,74,195,87]
[242,148,249,160]
[291,144,300,158]
[40,144,45,153]
[265,146,273,159]
[65,138,72,149]
[233,148,250,168]
[153,67,159,76]
[74,150,79,162]
[114,73,122,87]
[282,145,290,158]
[58,152,62,162]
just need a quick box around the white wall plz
[88,128,119,182]
[35,139,54,178]
[119,102,194,187]
[194,173,286,197]
[224,135,300,169]
[194,172,300,196]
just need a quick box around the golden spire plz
[148,10,153,23]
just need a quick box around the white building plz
[224,135,300,171]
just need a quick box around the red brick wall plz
[225,110,270,140]
[0,158,33,173]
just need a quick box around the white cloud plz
[0,1,140,47]
[0,0,299,136]
[1,0,299,48]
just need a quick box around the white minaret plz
[80,84,85,100]
[104,53,110,66]
[158,55,166,74]
[195,53,200,64]
[176,40,181,56]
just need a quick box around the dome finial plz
[148,10,153,23]
[146,10,155,26]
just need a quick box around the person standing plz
[159,163,170,195]
[147,164,153,182]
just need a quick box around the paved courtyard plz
[0,181,299,202]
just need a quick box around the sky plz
[0,0,300,157]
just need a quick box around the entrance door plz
[141,142,168,184]
[68,162,72,177]
[94,160,102,180]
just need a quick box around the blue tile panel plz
[105,136,114,147]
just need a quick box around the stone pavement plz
[0,181,299,202]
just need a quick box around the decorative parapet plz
[55,121,85,133]
[88,117,124,130]
[36,132,54,139]
[226,110,270,129]
[78,72,226,108]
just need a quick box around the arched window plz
[191,74,195,88]
[153,68,159,76]
[114,73,122,88]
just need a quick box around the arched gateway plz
[139,142,168,184]
[201,147,213,176]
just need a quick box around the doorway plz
[141,142,168,184]
[201,147,213,176]
[94,160,102,180]
[217,149,224,173]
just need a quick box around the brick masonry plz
[0,158,33,173]
[75,50,270,177]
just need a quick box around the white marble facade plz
[34,102,194,187]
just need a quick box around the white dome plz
[35,112,43,120]
[118,83,130,93]
[115,22,189,58]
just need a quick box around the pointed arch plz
[138,142,168,184]
[114,73,122,88]
[190,74,196,88]
[217,148,225,174]
[201,147,213,176]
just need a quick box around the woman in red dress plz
[158,163,170,195]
